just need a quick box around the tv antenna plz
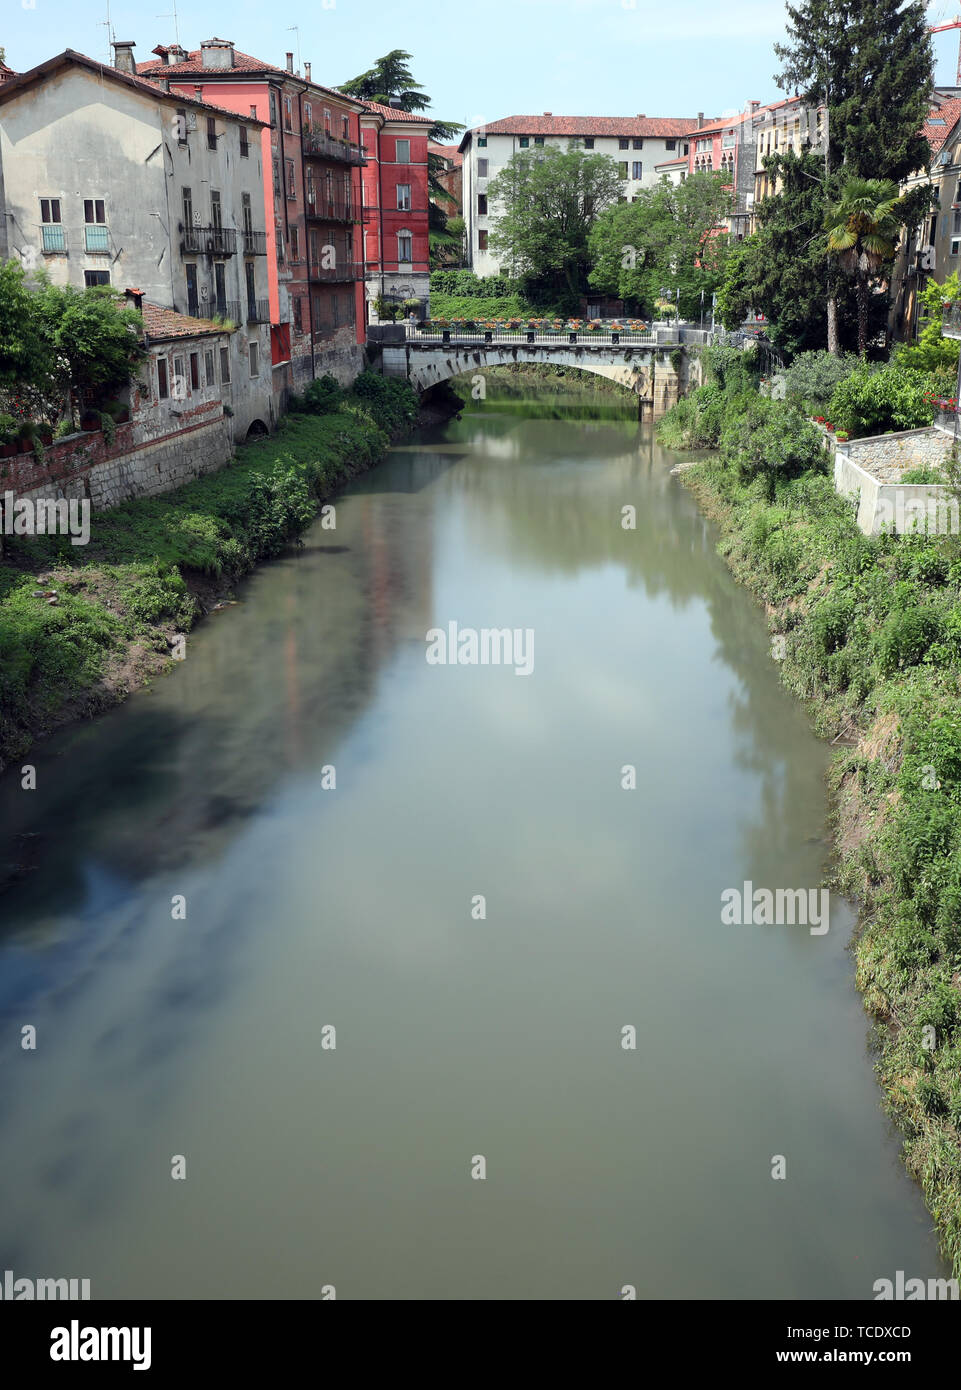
[157,0,181,46]
[287,25,301,75]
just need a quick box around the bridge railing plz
[403,326,717,347]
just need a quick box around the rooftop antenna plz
[157,0,181,46]
[287,25,301,75]
[100,0,115,64]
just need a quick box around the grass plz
[0,377,418,773]
[661,389,961,1278]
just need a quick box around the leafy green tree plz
[34,281,145,418]
[825,177,901,358]
[487,144,622,308]
[0,260,55,409]
[588,172,731,318]
[828,361,934,436]
[894,271,961,374]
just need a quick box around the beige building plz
[0,48,274,439]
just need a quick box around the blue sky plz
[4,0,961,132]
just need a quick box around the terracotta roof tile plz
[358,98,433,122]
[141,302,228,342]
[137,46,363,105]
[463,114,703,144]
[923,98,961,152]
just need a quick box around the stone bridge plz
[367,326,713,417]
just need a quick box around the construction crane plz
[930,17,961,87]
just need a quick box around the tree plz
[894,271,961,374]
[774,0,932,352]
[825,177,901,357]
[33,281,146,418]
[589,172,731,318]
[0,260,55,411]
[716,149,875,357]
[486,144,622,308]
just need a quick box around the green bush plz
[720,396,826,499]
[874,603,943,675]
[828,362,934,438]
[781,350,859,411]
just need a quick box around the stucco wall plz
[834,448,960,535]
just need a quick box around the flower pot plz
[39,429,53,446]
[1,442,16,458]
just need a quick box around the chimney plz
[636,113,645,119]
[697,112,704,129]
[111,40,137,76]
[200,37,235,70]
[388,96,404,109]
[543,111,552,116]
[168,45,188,67]
[286,52,294,74]
[124,287,144,311]
[304,61,311,82]
[749,100,760,112]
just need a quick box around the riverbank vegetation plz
[0,373,418,773]
[660,347,961,1277]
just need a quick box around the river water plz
[0,395,948,1299]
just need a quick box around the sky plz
[4,0,961,133]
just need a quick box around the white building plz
[0,46,274,440]
[459,113,703,276]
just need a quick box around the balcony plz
[943,302,961,339]
[180,226,238,257]
[246,298,270,324]
[302,127,367,166]
[305,199,358,224]
[41,224,66,253]
[84,224,110,254]
[195,298,242,325]
[308,261,363,283]
[241,229,268,256]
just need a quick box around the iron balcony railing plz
[41,224,67,253]
[180,226,238,256]
[195,298,242,324]
[942,302,961,339]
[246,298,270,324]
[242,229,268,255]
[302,128,367,165]
[404,326,720,346]
[308,261,364,283]
[305,199,358,224]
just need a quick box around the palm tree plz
[824,177,901,358]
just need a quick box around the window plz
[519,136,529,148]
[290,225,300,261]
[84,198,108,252]
[273,159,281,197]
[398,231,412,262]
[397,183,411,210]
[583,137,594,149]
[478,229,488,250]
[478,136,487,147]
[283,96,293,132]
[270,91,278,126]
[478,158,489,177]
[242,191,253,236]
[286,159,296,198]
[683,143,689,155]
[239,125,249,157]
[182,187,193,229]
[722,134,736,148]
[293,297,303,332]
[304,101,312,129]
[324,108,331,133]
[696,138,711,152]
[477,193,487,215]
[249,104,258,120]
[665,138,676,151]
[84,270,110,286]
[395,138,410,162]
[220,346,231,383]
[173,355,185,395]
[190,352,200,389]
[204,349,215,386]
[207,117,217,150]
[618,162,628,178]
[157,358,169,399]
[953,237,961,257]
[249,341,259,377]
[211,190,222,229]
[342,115,349,140]
[533,136,544,146]
[633,138,643,149]
[276,230,285,263]
[632,161,643,179]
[40,197,64,251]
[619,138,629,149]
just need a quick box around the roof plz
[358,98,433,123]
[429,140,463,166]
[141,302,228,342]
[923,98,961,153]
[655,157,689,168]
[0,49,267,124]
[458,113,702,151]
[137,44,365,108]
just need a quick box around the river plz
[0,390,948,1299]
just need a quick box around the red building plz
[138,38,368,400]
[358,101,433,322]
